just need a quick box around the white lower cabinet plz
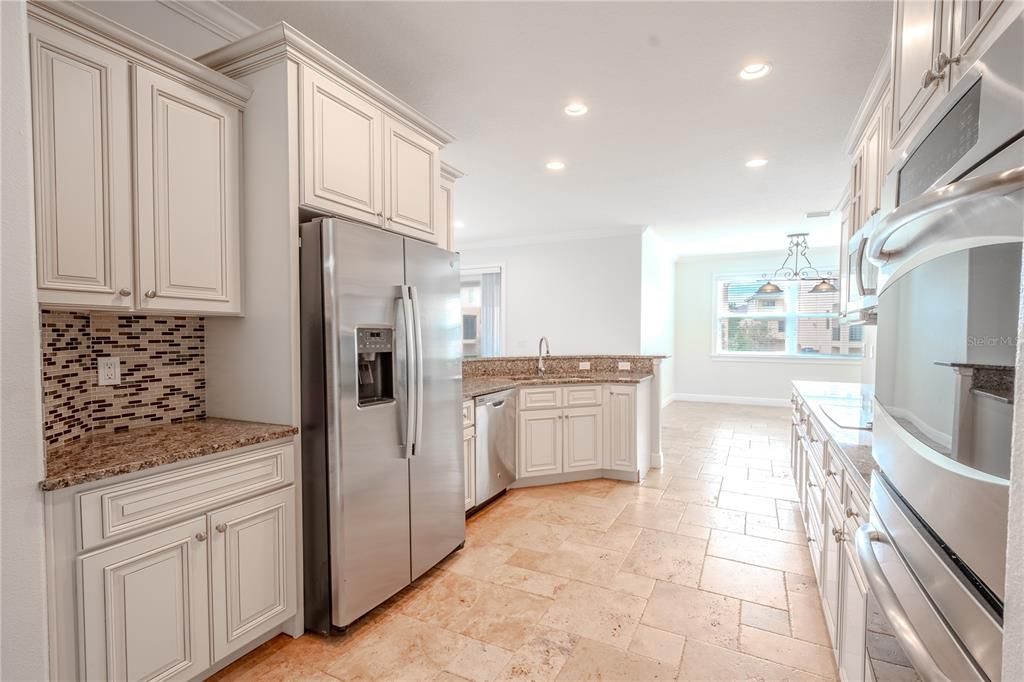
[209,487,296,661]
[49,444,298,681]
[519,408,563,477]
[564,406,603,471]
[605,386,637,472]
[820,496,844,645]
[838,521,869,682]
[79,517,211,681]
[464,425,476,510]
[516,382,651,482]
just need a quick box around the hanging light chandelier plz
[757,233,837,295]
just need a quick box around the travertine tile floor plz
[212,402,837,681]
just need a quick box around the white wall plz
[673,249,862,405]
[640,229,675,403]
[460,233,644,356]
[1,2,50,678]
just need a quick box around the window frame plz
[710,272,862,363]
[460,264,507,357]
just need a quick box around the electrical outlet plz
[98,357,121,386]
[617,361,631,371]
[579,361,591,370]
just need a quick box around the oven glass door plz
[875,241,1019,479]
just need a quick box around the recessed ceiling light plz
[739,63,772,80]
[564,101,588,116]
[454,220,465,229]
[745,158,768,168]
[545,160,566,171]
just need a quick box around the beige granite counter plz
[464,372,653,400]
[42,418,298,491]
[792,380,875,496]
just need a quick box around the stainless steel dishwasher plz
[475,389,517,506]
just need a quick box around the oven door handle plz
[867,166,1024,266]
[854,524,952,682]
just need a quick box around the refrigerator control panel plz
[356,327,394,353]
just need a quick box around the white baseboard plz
[660,395,675,409]
[666,393,790,408]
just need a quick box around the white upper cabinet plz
[439,162,464,253]
[384,115,441,243]
[78,517,211,682]
[27,3,250,315]
[890,0,948,148]
[134,67,241,314]
[29,19,133,309]
[300,67,384,225]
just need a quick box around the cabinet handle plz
[118,288,131,297]
[936,51,961,71]
[195,531,208,542]
[144,289,156,299]
[215,523,227,533]
[921,68,944,89]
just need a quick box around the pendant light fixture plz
[757,233,837,295]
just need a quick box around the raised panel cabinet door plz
[890,0,949,148]
[949,0,1012,86]
[300,66,384,224]
[605,387,637,472]
[861,109,884,222]
[821,497,844,646]
[134,66,241,314]
[384,115,440,243]
[838,531,869,682]
[518,409,563,477]
[563,406,603,471]
[78,517,210,681]
[29,20,133,309]
[464,427,476,510]
[208,486,296,661]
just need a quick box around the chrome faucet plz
[537,336,551,375]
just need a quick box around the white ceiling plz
[225,1,891,255]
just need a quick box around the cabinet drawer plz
[822,446,844,507]
[563,385,601,407]
[78,443,295,550]
[462,400,475,428]
[520,387,561,410]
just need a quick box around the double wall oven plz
[861,14,1023,682]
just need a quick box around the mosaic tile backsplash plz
[41,310,205,446]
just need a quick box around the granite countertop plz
[42,418,298,491]
[463,372,654,400]
[792,380,875,496]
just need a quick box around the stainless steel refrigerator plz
[299,217,464,633]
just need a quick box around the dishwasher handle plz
[489,399,506,408]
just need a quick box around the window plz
[714,274,862,359]
[461,266,503,358]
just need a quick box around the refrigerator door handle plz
[410,285,424,455]
[401,286,416,459]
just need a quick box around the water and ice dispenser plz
[355,327,394,407]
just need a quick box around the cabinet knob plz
[118,288,131,297]
[216,523,227,533]
[195,531,208,542]
[144,289,156,299]
[825,469,837,478]
[921,68,944,89]
[807,481,818,489]
[845,507,860,519]
[832,528,846,543]
[936,51,961,71]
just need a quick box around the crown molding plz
[457,225,644,251]
[441,161,465,181]
[198,22,455,144]
[843,44,892,155]
[157,0,259,42]
[28,0,251,106]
